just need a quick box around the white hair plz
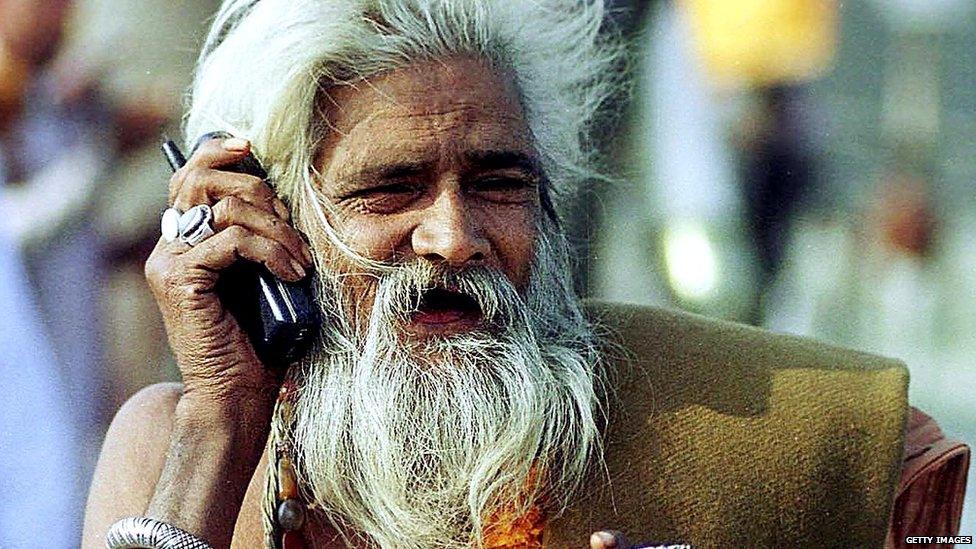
[185,0,623,242]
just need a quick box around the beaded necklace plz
[265,381,308,549]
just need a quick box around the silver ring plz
[178,204,215,246]
[160,207,182,242]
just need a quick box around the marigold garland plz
[483,502,547,549]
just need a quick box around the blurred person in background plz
[67,0,220,412]
[0,0,102,544]
[735,84,819,311]
[593,0,763,322]
[0,0,175,544]
[593,0,830,323]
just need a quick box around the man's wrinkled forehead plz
[314,56,539,186]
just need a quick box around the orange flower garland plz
[483,501,547,549]
[482,466,547,548]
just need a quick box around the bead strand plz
[274,383,309,549]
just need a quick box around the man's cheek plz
[343,222,410,262]
[490,219,537,289]
[304,206,402,262]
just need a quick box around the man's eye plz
[359,183,416,196]
[470,177,536,201]
[344,183,419,213]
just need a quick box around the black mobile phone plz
[162,132,319,369]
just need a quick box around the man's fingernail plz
[594,532,618,547]
[290,259,306,279]
[223,137,249,151]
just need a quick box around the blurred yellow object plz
[680,0,838,87]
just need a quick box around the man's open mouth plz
[411,287,483,327]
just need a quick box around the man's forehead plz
[315,56,537,183]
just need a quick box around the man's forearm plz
[145,395,272,548]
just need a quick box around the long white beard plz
[289,224,604,548]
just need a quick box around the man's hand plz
[136,136,312,547]
[145,135,311,405]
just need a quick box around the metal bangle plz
[105,517,214,549]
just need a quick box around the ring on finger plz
[178,204,216,246]
[161,207,183,242]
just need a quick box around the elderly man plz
[82,1,968,548]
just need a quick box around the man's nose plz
[411,189,489,266]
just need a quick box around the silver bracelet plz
[105,517,214,549]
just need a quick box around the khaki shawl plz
[543,302,908,547]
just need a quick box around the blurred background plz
[0,0,971,545]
